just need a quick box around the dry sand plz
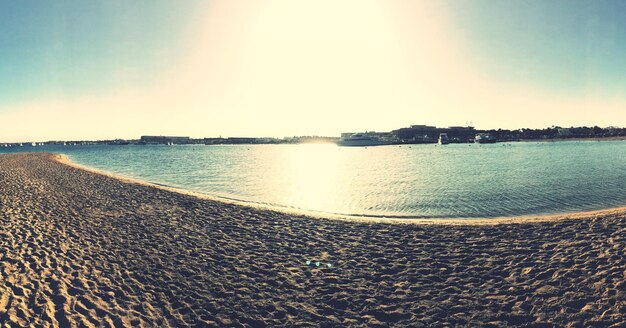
[0,153,625,327]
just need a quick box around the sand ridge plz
[1,153,625,326]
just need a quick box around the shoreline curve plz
[51,152,626,225]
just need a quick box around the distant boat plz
[438,133,449,145]
[475,133,497,144]
[337,133,392,147]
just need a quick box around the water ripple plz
[2,141,625,218]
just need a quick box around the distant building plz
[226,137,258,144]
[445,126,476,141]
[410,125,436,129]
[203,137,227,145]
[392,125,475,143]
[393,125,438,141]
[140,136,190,144]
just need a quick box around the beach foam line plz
[52,153,626,225]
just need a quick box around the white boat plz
[337,133,392,147]
[474,133,497,144]
[438,133,449,145]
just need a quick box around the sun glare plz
[279,144,342,213]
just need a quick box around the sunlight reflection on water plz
[3,141,625,218]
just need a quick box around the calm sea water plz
[2,141,625,218]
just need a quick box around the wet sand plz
[1,153,625,327]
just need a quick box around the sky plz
[1,0,625,142]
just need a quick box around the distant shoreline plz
[518,136,626,143]
[2,133,626,146]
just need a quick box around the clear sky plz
[1,0,625,142]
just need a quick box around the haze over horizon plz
[1,0,625,142]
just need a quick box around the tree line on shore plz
[2,126,624,146]
[481,126,626,141]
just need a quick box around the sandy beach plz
[1,153,625,327]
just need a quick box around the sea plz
[2,140,625,219]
